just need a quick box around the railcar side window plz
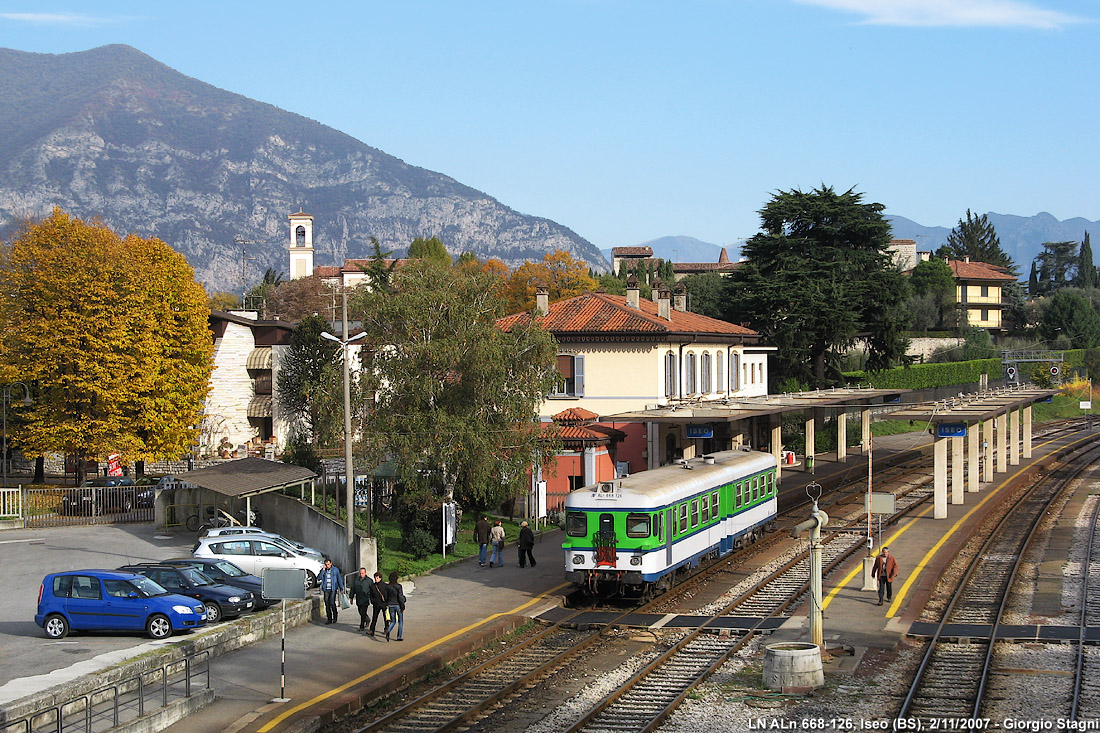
[752,477,759,501]
[711,492,719,518]
[566,512,588,537]
[626,513,650,538]
[736,482,743,509]
[657,511,664,542]
[701,497,709,522]
[690,499,699,528]
[678,504,688,533]
[767,473,775,496]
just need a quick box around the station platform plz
[55,426,1089,732]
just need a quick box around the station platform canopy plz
[885,385,1059,425]
[599,386,909,424]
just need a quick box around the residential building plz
[498,279,773,493]
[946,257,1016,330]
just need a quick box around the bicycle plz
[186,507,238,534]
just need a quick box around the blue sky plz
[2,0,1097,252]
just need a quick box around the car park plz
[34,569,208,640]
[59,477,140,515]
[155,557,275,609]
[200,527,326,560]
[118,564,255,623]
[193,535,323,590]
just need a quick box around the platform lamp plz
[2,383,31,489]
[322,306,367,571]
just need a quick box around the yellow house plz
[946,257,1016,330]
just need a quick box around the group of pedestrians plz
[474,516,537,568]
[318,559,406,641]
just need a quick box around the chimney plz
[535,284,549,316]
[657,281,672,320]
[964,255,970,263]
[673,282,687,312]
[626,275,640,309]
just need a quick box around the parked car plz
[118,564,255,623]
[35,569,208,640]
[132,475,181,508]
[193,536,324,591]
[199,527,326,560]
[59,477,139,515]
[155,557,275,609]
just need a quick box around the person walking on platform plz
[318,558,345,624]
[489,519,505,568]
[348,567,372,631]
[474,515,491,567]
[385,571,406,641]
[368,571,390,637]
[518,521,536,568]
[871,546,899,606]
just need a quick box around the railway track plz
[898,440,1100,724]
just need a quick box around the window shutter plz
[574,355,585,396]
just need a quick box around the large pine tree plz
[722,186,909,386]
[938,209,1018,276]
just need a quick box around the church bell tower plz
[288,210,315,280]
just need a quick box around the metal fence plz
[1,651,210,733]
[0,487,21,519]
[22,487,154,529]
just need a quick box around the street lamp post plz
[2,383,32,489]
[321,294,367,572]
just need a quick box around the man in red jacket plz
[871,546,899,606]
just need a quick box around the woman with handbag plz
[489,520,505,568]
[385,571,406,641]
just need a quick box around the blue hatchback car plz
[35,569,208,640]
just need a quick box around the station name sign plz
[686,424,713,439]
[936,423,967,438]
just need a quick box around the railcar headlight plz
[630,556,642,566]
[573,554,585,565]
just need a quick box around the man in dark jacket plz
[474,515,492,567]
[347,567,373,631]
[317,558,345,624]
[518,521,536,568]
[367,571,390,637]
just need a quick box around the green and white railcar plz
[563,449,778,597]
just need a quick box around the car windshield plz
[180,567,212,585]
[129,575,169,597]
[211,560,247,577]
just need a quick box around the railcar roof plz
[566,450,776,509]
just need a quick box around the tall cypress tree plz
[1078,232,1098,290]
[1028,261,1041,298]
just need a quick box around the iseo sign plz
[936,423,967,438]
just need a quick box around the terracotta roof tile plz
[552,407,600,423]
[498,292,758,337]
[612,246,654,257]
[947,259,1016,281]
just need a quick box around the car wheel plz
[146,613,174,640]
[204,602,221,624]
[43,614,69,639]
[305,571,317,591]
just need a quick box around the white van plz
[193,536,324,589]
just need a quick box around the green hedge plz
[844,349,1087,390]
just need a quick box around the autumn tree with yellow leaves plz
[500,249,598,313]
[0,209,213,481]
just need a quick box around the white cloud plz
[793,0,1083,29]
[0,12,111,27]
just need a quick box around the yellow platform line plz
[258,583,571,732]
[823,433,1093,618]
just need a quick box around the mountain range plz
[2,45,1095,291]
[611,216,1100,279]
[0,45,607,291]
